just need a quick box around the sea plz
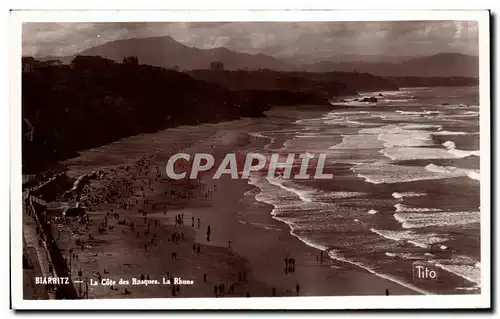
[242,86,481,294]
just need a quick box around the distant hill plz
[37,36,297,71]
[302,53,479,78]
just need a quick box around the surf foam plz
[425,164,480,181]
[393,211,480,229]
[370,228,448,248]
[392,192,426,199]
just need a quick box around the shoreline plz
[30,116,426,298]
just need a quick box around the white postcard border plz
[9,9,491,310]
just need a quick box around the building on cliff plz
[210,61,224,71]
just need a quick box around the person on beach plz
[228,240,231,249]
[197,218,201,229]
[214,285,218,297]
[204,273,207,283]
[296,283,300,296]
[385,289,389,296]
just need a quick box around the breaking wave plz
[370,228,448,248]
[425,164,480,181]
[392,192,427,199]
[393,211,480,229]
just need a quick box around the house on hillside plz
[123,56,139,65]
[210,61,224,71]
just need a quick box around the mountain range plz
[39,36,296,71]
[35,36,479,77]
[301,53,479,77]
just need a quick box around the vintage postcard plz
[10,9,491,310]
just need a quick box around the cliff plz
[22,57,324,173]
[188,69,399,96]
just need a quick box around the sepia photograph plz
[10,9,491,310]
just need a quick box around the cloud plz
[22,21,479,59]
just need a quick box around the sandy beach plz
[36,117,420,299]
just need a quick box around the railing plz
[27,197,79,299]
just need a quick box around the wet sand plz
[49,119,418,298]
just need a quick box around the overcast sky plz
[22,21,479,60]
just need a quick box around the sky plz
[22,21,479,61]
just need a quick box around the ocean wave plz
[244,188,260,197]
[267,176,365,203]
[370,228,448,248]
[266,177,314,203]
[329,134,385,149]
[401,124,443,130]
[431,131,471,136]
[359,124,479,161]
[394,203,442,213]
[327,249,430,294]
[425,164,480,181]
[288,229,330,251]
[442,141,480,158]
[361,124,435,148]
[463,111,480,115]
[392,192,427,199]
[393,211,480,229]
[381,146,477,161]
[434,262,481,285]
[249,131,277,150]
[395,110,441,116]
[445,113,480,118]
[385,252,425,260]
[354,161,467,184]
[329,100,378,107]
[330,111,370,115]
[455,286,480,291]
[367,209,378,215]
